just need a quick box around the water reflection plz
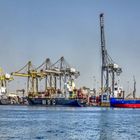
[98,108,110,140]
[0,106,140,140]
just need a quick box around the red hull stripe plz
[112,104,140,108]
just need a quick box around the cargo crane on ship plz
[99,13,122,96]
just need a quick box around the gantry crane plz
[50,56,80,91]
[36,56,80,93]
[11,57,80,97]
[99,13,122,95]
[11,61,47,96]
[35,58,58,92]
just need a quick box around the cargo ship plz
[110,98,140,108]
[110,79,140,108]
[27,83,88,107]
[27,88,87,107]
[27,97,86,107]
[10,57,88,107]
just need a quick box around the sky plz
[0,0,140,97]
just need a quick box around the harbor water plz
[0,106,140,140]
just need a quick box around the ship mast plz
[133,76,136,99]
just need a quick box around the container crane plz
[36,56,80,93]
[35,58,63,93]
[11,61,47,96]
[35,58,52,91]
[11,57,80,98]
[50,56,80,92]
[99,13,122,95]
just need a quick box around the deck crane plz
[99,13,122,95]
[11,61,47,96]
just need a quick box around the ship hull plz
[110,98,140,108]
[27,97,86,107]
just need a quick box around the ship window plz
[103,95,107,100]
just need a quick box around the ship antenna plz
[133,76,136,99]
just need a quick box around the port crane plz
[11,57,80,97]
[99,13,122,95]
[35,58,52,91]
[49,56,80,92]
[11,61,47,95]
[36,56,80,93]
[35,58,63,94]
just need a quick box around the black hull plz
[27,97,86,107]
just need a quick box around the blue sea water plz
[0,106,140,140]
